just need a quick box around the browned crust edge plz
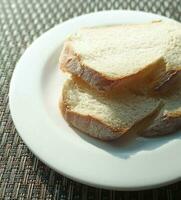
[154,71,181,96]
[139,113,181,137]
[140,72,181,137]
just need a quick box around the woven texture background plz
[0,0,181,199]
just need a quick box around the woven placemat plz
[0,0,181,199]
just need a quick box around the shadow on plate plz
[73,128,181,159]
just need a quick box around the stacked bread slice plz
[59,20,181,141]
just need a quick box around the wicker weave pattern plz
[0,0,181,199]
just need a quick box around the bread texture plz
[140,73,181,137]
[60,77,162,141]
[59,20,181,92]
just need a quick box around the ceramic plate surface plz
[9,10,181,190]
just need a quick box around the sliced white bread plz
[60,20,181,92]
[140,73,181,137]
[60,77,162,141]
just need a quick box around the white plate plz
[9,10,181,191]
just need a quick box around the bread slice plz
[60,77,162,141]
[140,73,181,137]
[60,20,181,92]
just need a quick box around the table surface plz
[0,0,181,199]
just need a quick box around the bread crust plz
[139,112,181,137]
[154,70,180,95]
[140,72,181,137]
